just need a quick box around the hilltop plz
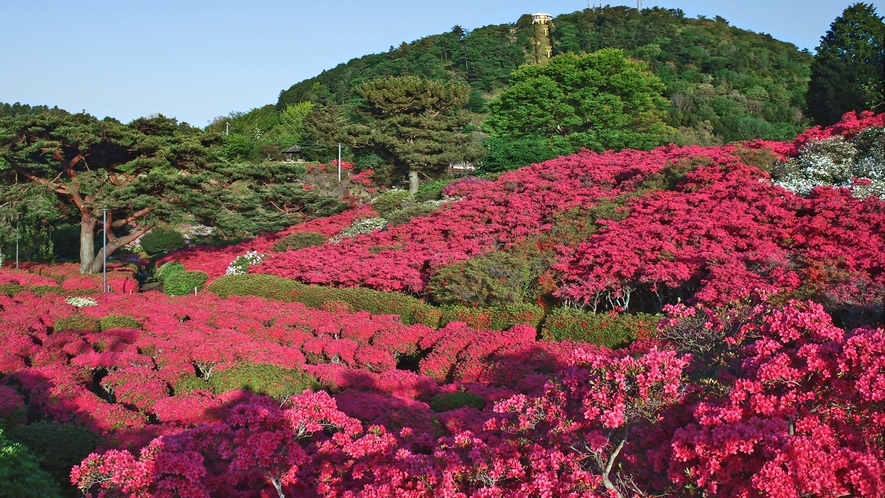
[271,6,811,144]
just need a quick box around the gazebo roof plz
[282,144,301,153]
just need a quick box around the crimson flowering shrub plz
[0,269,60,288]
[256,146,699,293]
[663,300,885,497]
[746,110,885,159]
[2,287,875,496]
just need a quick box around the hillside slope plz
[277,6,812,144]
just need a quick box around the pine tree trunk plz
[79,215,97,274]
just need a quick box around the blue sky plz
[2,0,881,126]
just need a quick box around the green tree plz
[0,113,213,273]
[484,49,676,153]
[806,3,885,125]
[349,76,483,193]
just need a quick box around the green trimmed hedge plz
[208,274,441,327]
[98,314,142,331]
[139,227,185,256]
[429,391,486,412]
[0,283,23,297]
[540,308,661,348]
[32,285,65,297]
[163,270,208,296]
[174,363,319,401]
[371,190,410,217]
[439,303,545,331]
[53,314,100,333]
[270,231,327,252]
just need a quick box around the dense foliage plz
[806,3,885,126]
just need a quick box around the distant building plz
[449,162,476,175]
[532,12,553,24]
[281,144,301,162]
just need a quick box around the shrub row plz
[438,303,545,331]
[207,274,442,327]
[540,308,661,348]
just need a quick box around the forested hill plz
[277,6,812,144]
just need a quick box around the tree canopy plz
[348,76,483,193]
[0,113,213,273]
[806,3,885,126]
[484,49,676,156]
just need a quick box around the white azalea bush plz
[330,217,388,243]
[225,251,266,276]
[772,127,885,198]
[66,296,98,308]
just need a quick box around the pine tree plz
[349,76,483,193]
[806,3,885,126]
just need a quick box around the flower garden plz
[1,112,884,497]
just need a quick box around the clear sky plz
[2,0,881,126]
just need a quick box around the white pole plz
[15,213,19,269]
[338,142,342,184]
[102,209,108,293]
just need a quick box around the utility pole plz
[338,142,342,184]
[15,213,19,269]
[102,209,108,293]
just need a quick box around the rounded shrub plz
[138,227,185,256]
[385,202,443,226]
[415,178,457,202]
[163,270,208,296]
[428,251,532,307]
[32,285,65,297]
[429,391,486,412]
[0,429,63,498]
[371,190,410,217]
[0,283,23,297]
[155,261,185,282]
[270,231,327,252]
[209,363,319,400]
[7,422,99,497]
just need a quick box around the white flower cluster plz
[772,128,885,199]
[225,250,266,275]
[66,296,98,307]
[331,217,388,243]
